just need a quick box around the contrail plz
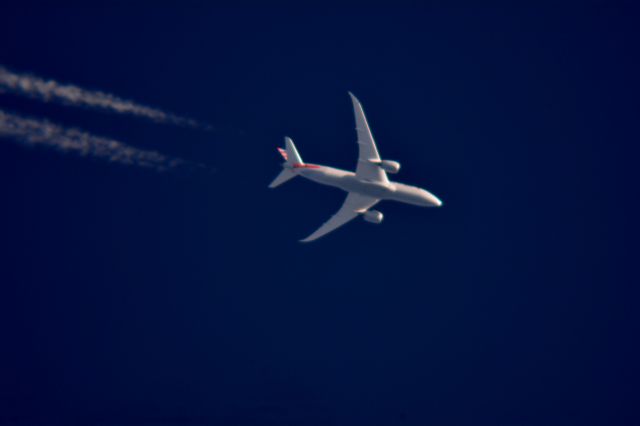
[0,65,206,129]
[0,110,208,172]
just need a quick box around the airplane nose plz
[422,191,443,207]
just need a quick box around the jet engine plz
[363,210,384,224]
[380,160,400,174]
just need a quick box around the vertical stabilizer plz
[269,137,303,188]
[284,136,303,165]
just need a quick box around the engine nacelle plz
[363,210,384,224]
[380,160,401,174]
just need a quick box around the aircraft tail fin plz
[282,136,303,166]
[270,137,303,188]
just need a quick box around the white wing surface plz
[349,92,388,184]
[300,192,379,242]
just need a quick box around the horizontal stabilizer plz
[269,169,296,188]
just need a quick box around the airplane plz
[269,92,443,242]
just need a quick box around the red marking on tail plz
[277,147,288,160]
[293,163,321,169]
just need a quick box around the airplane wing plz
[300,192,379,242]
[349,92,389,184]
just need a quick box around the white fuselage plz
[293,164,442,207]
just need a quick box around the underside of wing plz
[349,92,388,184]
[300,192,379,242]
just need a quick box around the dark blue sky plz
[1,1,639,425]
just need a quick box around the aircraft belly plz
[299,170,386,198]
[386,183,432,206]
[299,168,351,188]
[389,192,423,206]
[341,177,392,198]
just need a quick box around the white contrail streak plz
[0,65,205,128]
[0,110,205,172]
